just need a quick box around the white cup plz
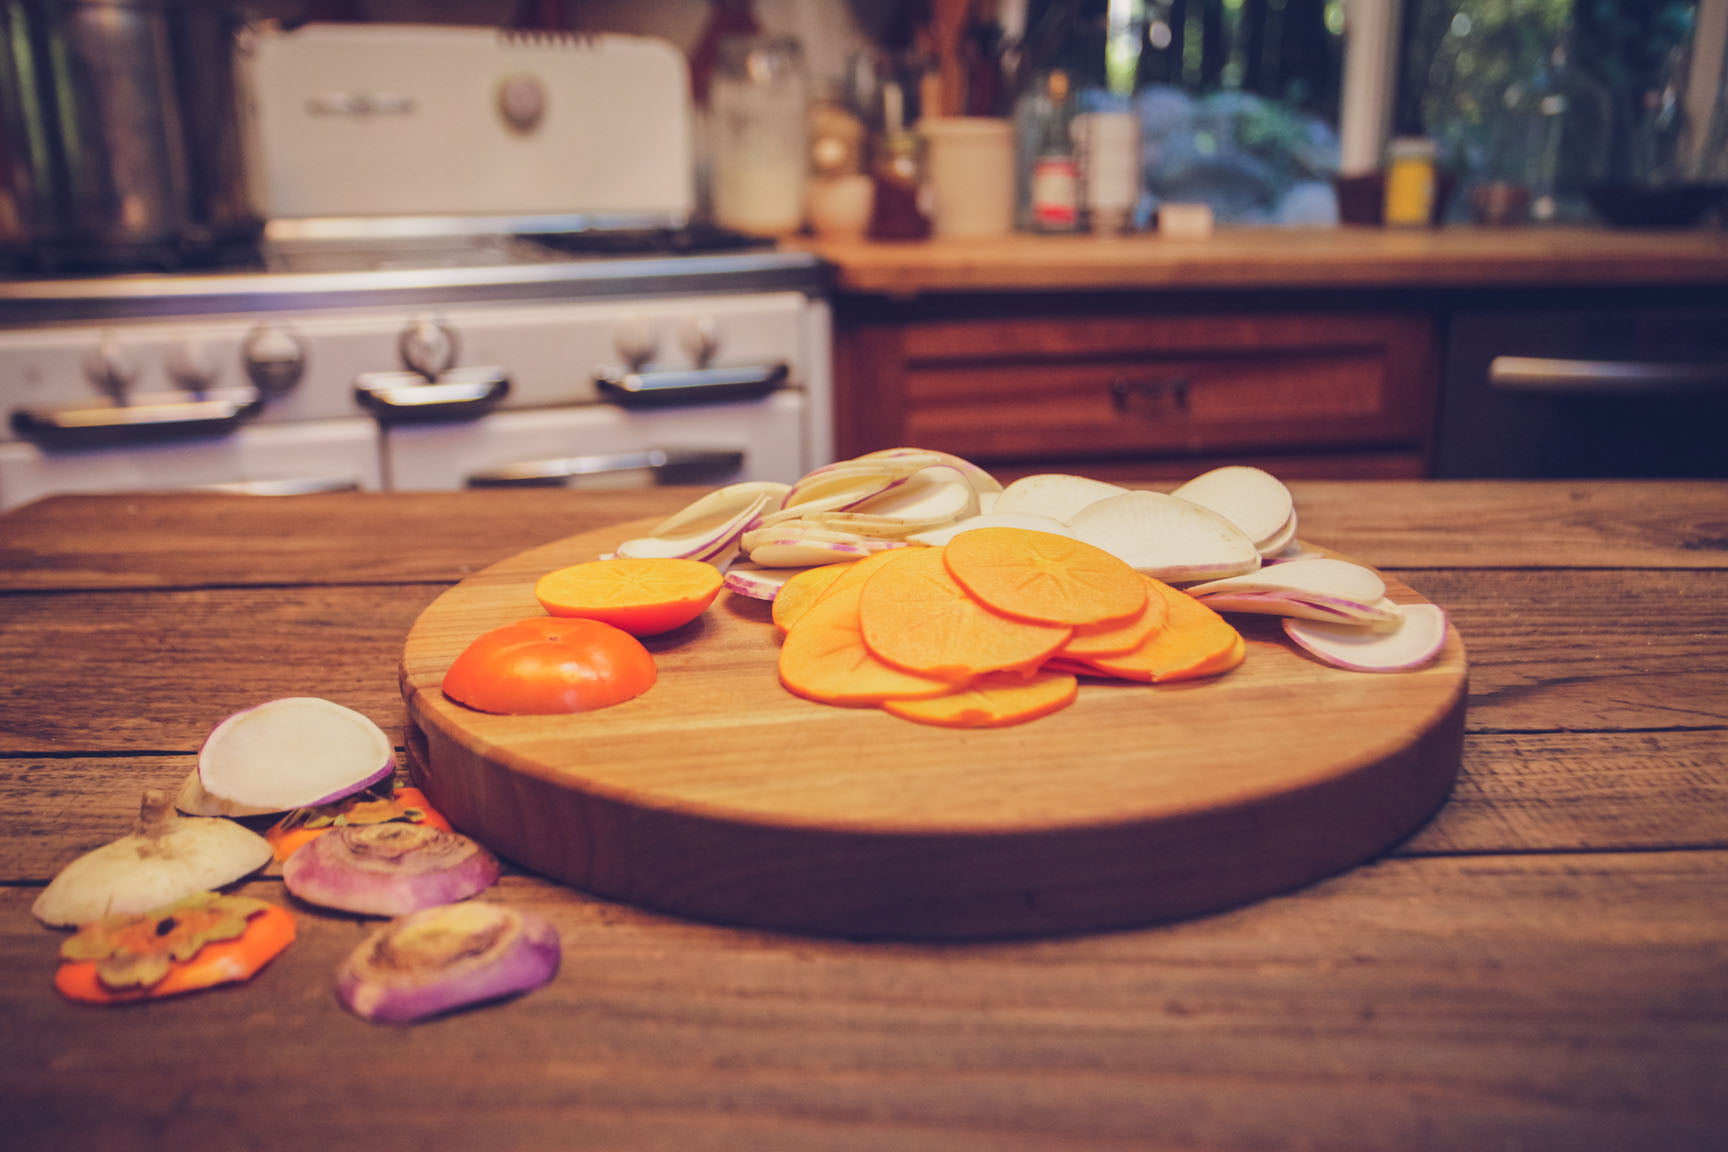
[919,117,1015,238]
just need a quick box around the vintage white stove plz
[0,24,833,510]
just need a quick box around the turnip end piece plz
[197,697,394,814]
[32,790,273,927]
[1067,490,1261,582]
[1284,604,1449,672]
[282,822,500,917]
[336,901,560,1025]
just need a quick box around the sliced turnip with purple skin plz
[750,538,893,567]
[283,822,500,917]
[1187,556,1385,607]
[616,491,773,563]
[197,697,394,814]
[722,564,801,601]
[856,447,1004,495]
[907,512,1078,547]
[649,481,790,539]
[1172,465,1295,550]
[336,901,560,1025]
[1255,509,1299,557]
[804,465,979,537]
[991,473,1129,524]
[1067,490,1261,582]
[1284,604,1448,672]
[1193,589,1404,626]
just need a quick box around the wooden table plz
[4,483,1726,1151]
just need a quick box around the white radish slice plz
[1067,490,1261,582]
[857,447,1004,494]
[1187,556,1385,606]
[811,464,979,536]
[617,492,772,563]
[1172,465,1295,548]
[198,697,394,813]
[1255,510,1299,557]
[750,538,894,567]
[907,512,1078,547]
[1284,604,1448,672]
[722,564,802,600]
[992,473,1129,523]
[742,520,883,552]
[650,481,789,539]
[1193,589,1403,626]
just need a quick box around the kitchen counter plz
[801,225,1728,296]
[4,483,1727,1150]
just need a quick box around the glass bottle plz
[1015,68,1081,232]
[708,36,809,237]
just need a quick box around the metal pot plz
[0,0,261,272]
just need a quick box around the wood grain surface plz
[3,485,1725,1152]
[400,523,1467,938]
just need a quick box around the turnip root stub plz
[336,902,561,1024]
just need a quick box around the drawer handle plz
[465,447,746,489]
[355,366,510,424]
[1489,356,1727,395]
[1108,376,1190,418]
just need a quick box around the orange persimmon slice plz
[858,546,1072,680]
[535,557,723,636]
[778,574,954,706]
[882,669,1079,728]
[771,561,853,633]
[1056,573,1171,659]
[1068,580,1244,683]
[942,527,1147,627]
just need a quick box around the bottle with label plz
[1014,68,1081,232]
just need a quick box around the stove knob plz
[680,316,720,368]
[83,336,137,403]
[614,320,660,371]
[243,322,308,396]
[168,339,219,395]
[400,316,459,380]
[497,74,547,133]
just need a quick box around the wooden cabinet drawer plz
[837,309,1438,475]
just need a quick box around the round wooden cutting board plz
[401,521,1467,940]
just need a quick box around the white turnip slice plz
[649,481,789,538]
[907,512,1078,547]
[197,697,395,813]
[722,564,801,600]
[991,473,1129,523]
[1256,509,1299,557]
[1067,490,1261,582]
[1187,556,1385,606]
[808,464,979,536]
[857,447,1004,494]
[1172,465,1295,549]
[1284,604,1448,672]
[1193,589,1403,626]
[336,901,560,1025]
[616,491,773,562]
[750,538,891,567]
[33,790,273,927]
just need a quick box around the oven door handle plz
[466,447,746,488]
[1489,355,1728,395]
[9,387,266,449]
[355,367,510,424]
[595,363,789,407]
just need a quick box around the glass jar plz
[709,36,809,237]
[1383,137,1439,227]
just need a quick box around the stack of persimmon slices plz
[774,527,1244,728]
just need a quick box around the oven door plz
[1434,304,1728,479]
[0,417,383,511]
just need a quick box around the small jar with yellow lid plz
[1383,137,1439,227]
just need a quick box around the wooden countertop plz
[5,484,1728,1150]
[799,225,1728,296]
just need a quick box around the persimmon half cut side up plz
[534,557,723,636]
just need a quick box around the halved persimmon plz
[442,617,656,715]
[535,557,724,636]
